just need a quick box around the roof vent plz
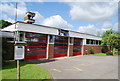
[24,12,35,24]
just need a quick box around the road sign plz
[14,45,25,60]
[14,41,26,60]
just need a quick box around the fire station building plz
[1,12,107,60]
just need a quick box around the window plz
[99,41,102,45]
[58,29,69,36]
[86,39,101,45]
[69,37,73,45]
[49,35,54,44]
[93,40,96,45]
[91,40,94,44]
[19,31,24,41]
[96,40,99,45]
[86,39,90,44]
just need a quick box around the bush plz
[116,52,120,55]
[89,48,94,54]
[101,46,108,53]
[106,51,113,55]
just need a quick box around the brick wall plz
[47,44,54,59]
[83,45,110,55]
[68,45,73,56]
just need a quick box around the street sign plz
[14,41,26,60]
[14,45,25,60]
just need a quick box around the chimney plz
[24,12,35,24]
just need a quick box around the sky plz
[1,0,119,36]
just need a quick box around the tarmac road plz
[27,56,118,80]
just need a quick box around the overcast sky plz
[1,0,119,35]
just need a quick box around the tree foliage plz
[0,20,12,29]
[102,29,120,50]
[108,33,120,49]
[101,29,115,46]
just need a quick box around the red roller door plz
[73,38,83,56]
[25,32,48,60]
[54,36,68,57]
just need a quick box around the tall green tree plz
[101,29,115,46]
[0,20,12,29]
[108,33,120,50]
[102,29,120,54]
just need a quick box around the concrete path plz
[27,56,118,79]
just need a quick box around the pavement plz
[27,56,118,80]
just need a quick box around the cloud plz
[1,2,44,24]
[1,2,27,17]
[41,15,73,28]
[34,11,44,23]
[69,2,117,22]
[60,0,119,2]
[113,23,118,31]
[102,21,112,28]
[78,24,101,35]
[1,2,72,29]
[2,14,15,23]
[101,21,114,31]
[1,0,43,2]
[78,22,118,36]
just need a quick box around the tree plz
[101,29,115,46]
[0,20,12,29]
[108,33,120,50]
[102,29,120,54]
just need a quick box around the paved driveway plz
[27,56,118,79]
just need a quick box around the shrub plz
[115,49,120,55]
[101,46,108,53]
[106,51,113,55]
[116,52,120,55]
[89,48,94,54]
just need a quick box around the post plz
[17,60,20,81]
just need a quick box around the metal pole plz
[15,3,20,81]
[17,60,20,81]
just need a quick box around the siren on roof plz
[24,12,36,24]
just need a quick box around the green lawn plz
[89,53,107,56]
[2,61,52,80]
[89,53,120,56]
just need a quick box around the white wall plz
[17,23,58,35]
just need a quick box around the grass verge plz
[89,53,107,56]
[2,61,52,80]
[89,53,120,56]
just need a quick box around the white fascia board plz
[69,31,102,40]
[1,24,18,32]
[85,34,102,40]
[17,23,58,35]
[69,31,86,38]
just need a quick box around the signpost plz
[14,42,26,81]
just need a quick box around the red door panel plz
[73,38,83,56]
[25,32,47,60]
[54,36,68,58]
